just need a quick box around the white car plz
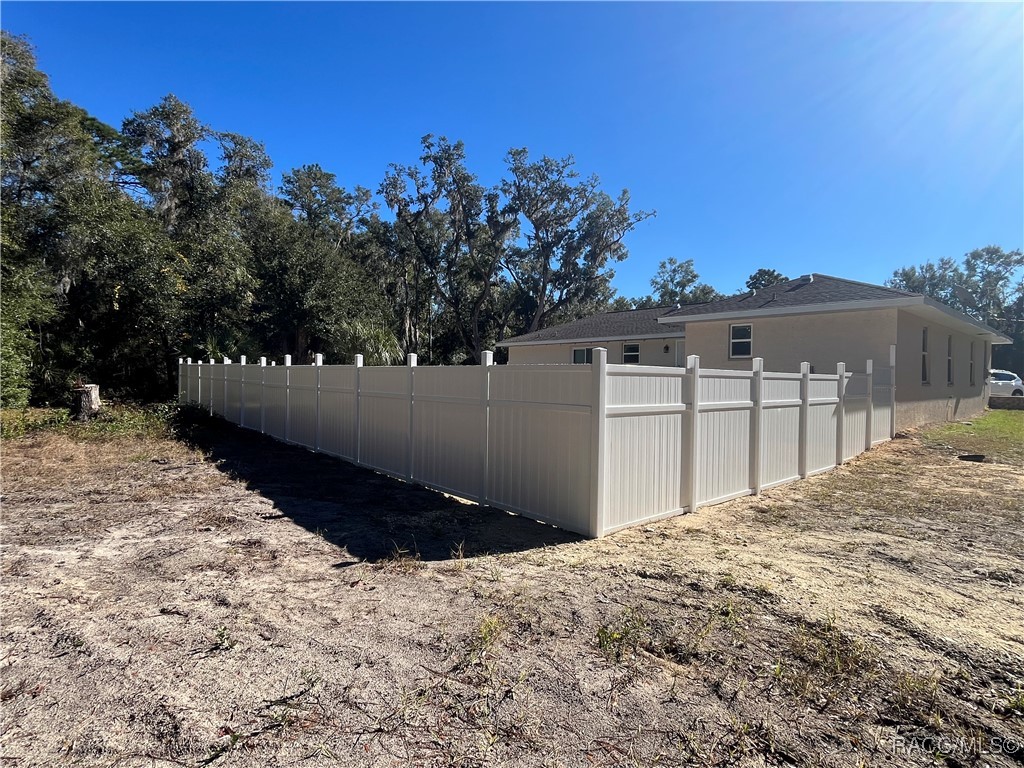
[987,369,1024,396]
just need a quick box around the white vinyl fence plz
[179,347,896,538]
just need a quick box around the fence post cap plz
[752,357,764,371]
[481,350,494,366]
[407,353,418,367]
[314,353,324,366]
[800,361,810,373]
[259,356,267,366]
[186,357,192,364]
[354,354,364,367]
[240,355,247,365]
[284,355,292,366]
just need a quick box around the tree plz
[632,257,723,308]
[889,247,1024,372]
[502,148,654,333]
[746,268,788,291]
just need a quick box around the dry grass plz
[1,410,1022,767]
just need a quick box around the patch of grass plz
[1003,689,1024,715]
[597,608,648,663]
[0,408,71,439]
[470,614,503,662]
[1,401,185,441]
[892,671,943,725]
[381,542,423,573]
[923,410,1024,463]
[784,614,878,705]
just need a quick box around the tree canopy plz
[1,32,661,404]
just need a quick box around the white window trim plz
[622,343,641,365]
[729,323,753,359]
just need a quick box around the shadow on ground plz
[174,410,580,563]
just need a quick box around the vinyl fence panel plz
[358,366,413,478]
[178,346,895,539]
[224,365,243,425]
[287,366,318,449]
[412,365,488,501]
[318,365,359,460]
[263,366,288,441]
[241,364,262,430]
[603,365,691,534]
[487,365,595,536]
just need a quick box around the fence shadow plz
[174,411,581,563]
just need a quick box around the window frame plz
[622,343,641,365]
[921,327,929,384]
[729,323,753,360]
[969,341,975,387]
[572,347,594,365]
[946,334,954,386]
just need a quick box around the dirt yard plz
[2,410,1022,767]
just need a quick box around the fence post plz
[751,357,764,495]
[480,351,493,503]
[314,353,323,452]
[686,354,701,511]
[259,357,267,434]
[407,353,417,480]
[209,358,216,415]
[239,356,247,428]
[799,362,810,478]
[889,344,897,438]
[835,362,846,466]
[354,354,363,464]
[177,358,184,404]
[283,355,292,443]
[865,359,874,451]
[197,360,202,409]
[185,358,192,405]
[222,356,230,420]
[589,347,608,538]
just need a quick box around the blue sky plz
[4,2,1022,299]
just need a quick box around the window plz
[946,335,954,385]
[970,341,975,386]
[572,348,593,365]
[921,327,929,383]
[729,324,752,359]
[623,343,640,364]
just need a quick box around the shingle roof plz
[661,274,918,319]
[499,306,679,346]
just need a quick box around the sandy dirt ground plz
[1,416,1022,767]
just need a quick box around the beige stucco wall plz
[894,310,989,429]
[505,307,992,430]
[678,309,899,374]
[506,337,685,366]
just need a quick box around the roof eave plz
[497,330,686,348]
[914,297,1012,344]
[654,295,1011,344]
[656,297,919,324]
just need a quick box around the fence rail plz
[179,347,896,538]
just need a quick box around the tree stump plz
[71,384,101,421]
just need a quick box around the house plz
[499,274,1011,429]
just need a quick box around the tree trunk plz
[71,385,101,421]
